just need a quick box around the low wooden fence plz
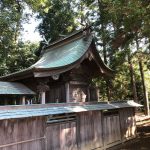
[0,107,136,150]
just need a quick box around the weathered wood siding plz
[0,107,136,150]
[89,87,98,101]
[46,122,77,150]
[78,111,103,150]
[0,117,45,150]
[119,108,136,141]
[46,84,66,103]
[103,114,121,147]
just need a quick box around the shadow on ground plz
[115,116,150,150]
[116,135,150,150]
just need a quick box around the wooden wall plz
[119,108,136,141]
[103,111,122,148]
[0,108,136,150]
[0,117,45,150]
[46,84,66,103]
[45,108,136,150]
[77,111,103,150]
[46,122,77,150]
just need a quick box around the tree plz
[5,41,38,74]
[0,0,149,112]
[38,0,77,50]
[0,0,47,75]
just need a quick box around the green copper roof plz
[32,35,93,69]
[0,28,113,80]
[0,82,35,95]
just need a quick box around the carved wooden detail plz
[37,78,50,92]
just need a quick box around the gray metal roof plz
[0,81,35,95]
[0,101,142,120]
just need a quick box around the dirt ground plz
[118,135,150,150]
[120,113,150,150]
[111,125,150,150]
[108,117,150,150]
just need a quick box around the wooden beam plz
[65,82,70,102]
[41,92,46,104]
[22,96,26,105]
[70,81,88,85]
[87,86,90,101]
[37,78,49,104]
[96,87,100,102]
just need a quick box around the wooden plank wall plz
[103,114,121,148]
[46,121,77,150]
[0,108,136,150]
[46,84,66,103]
[0,117,45,150]
[119,108,136,141]
[77,111,103,150]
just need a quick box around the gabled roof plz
[0,27,113,81]
[0,81,35,95]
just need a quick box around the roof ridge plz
[44,26,92,50]
[43,34,86,54]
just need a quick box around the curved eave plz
[90,40,114,77]
[0,31,114,80]
[33,51,90,77]
[32,35,93,77]
[0,68,34,81]
[0,35,93,80]
[33,40,114,78]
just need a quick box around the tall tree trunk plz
[14,0,21,47]
[128,57,138,102]
[98,0,111,101]
[139,60,149,115]
[135,33,149,115]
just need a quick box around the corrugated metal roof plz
[0,101,142,120]
[0,81,35,95]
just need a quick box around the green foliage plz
[38,0,77,42]
[0,0,40,76]
[0,41,38,76]
[6,42,38,73]
[0,1,22,75]
[0,0,149,104]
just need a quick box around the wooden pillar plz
[41,92,46,104]
[65,82,70,102]
[22,96,26,105]
[14,100,16,105]
[96,87,100,102]
[37,78,49,105]
[87,86,90,102]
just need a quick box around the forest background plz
[0,0,150,112]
